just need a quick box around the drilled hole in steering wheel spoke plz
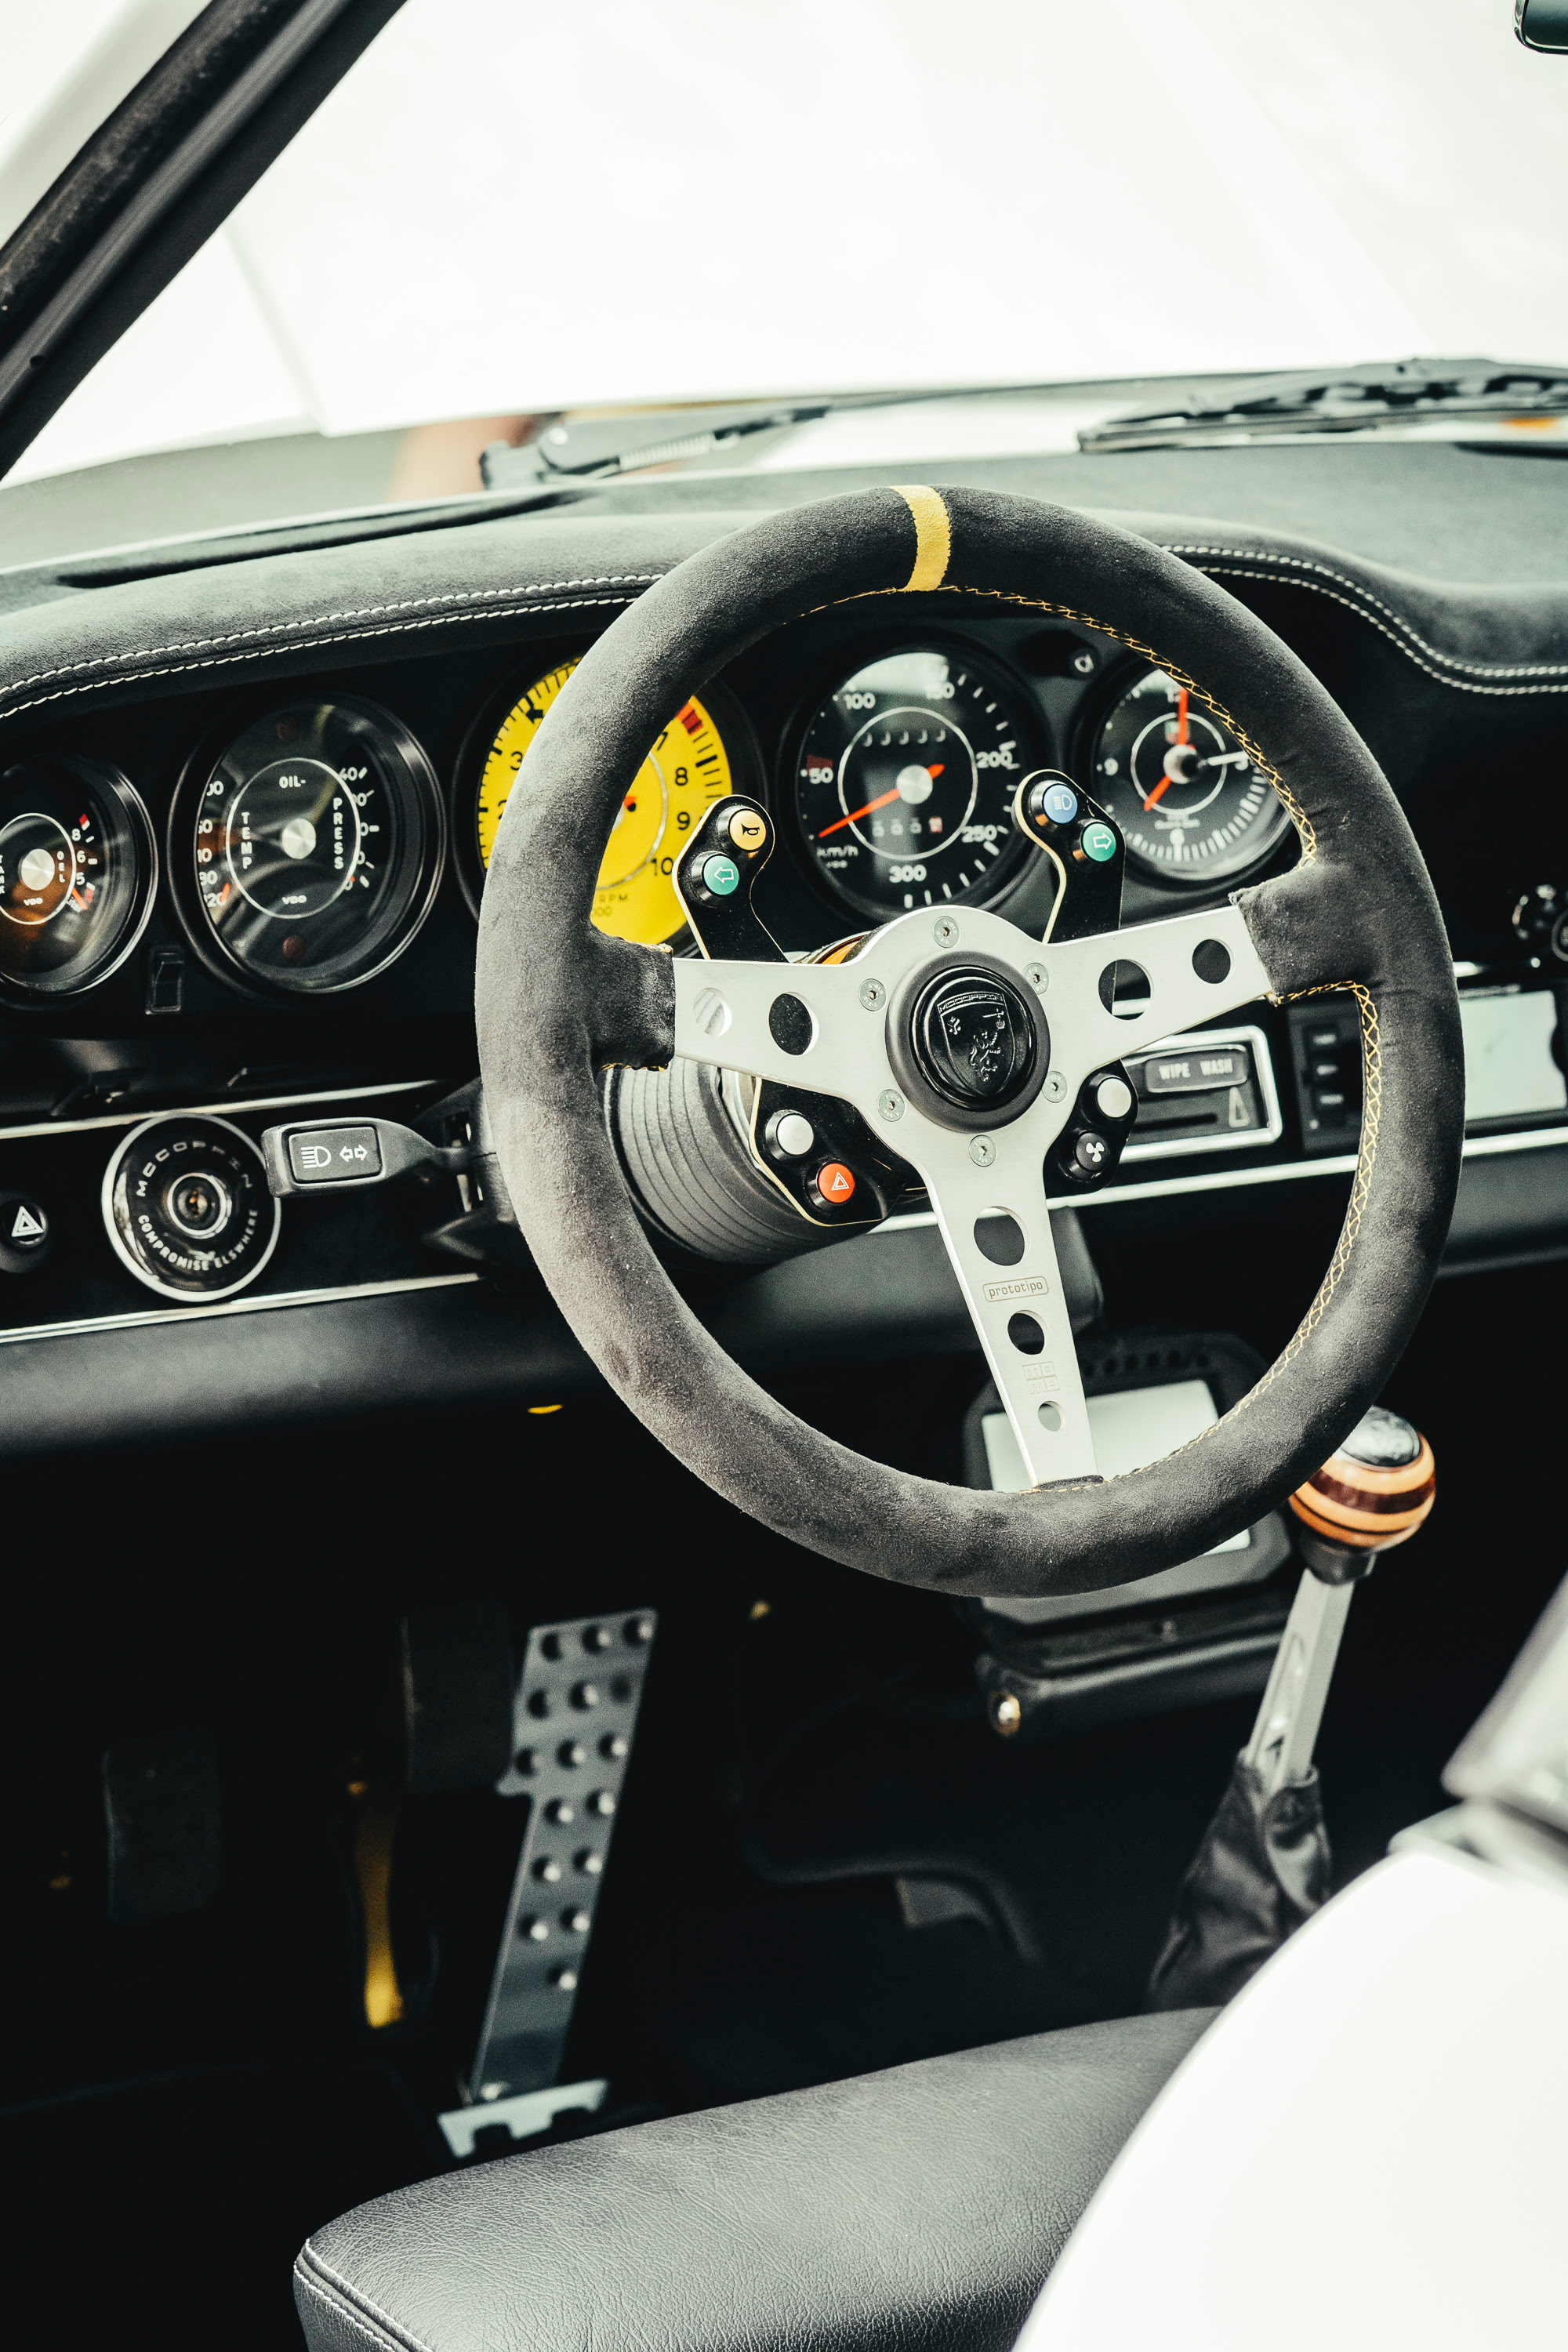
[1007,1312,1046,1355]
[768,993,815,1054]
[1098,959,1149,1020]
[973,1210,1026,1266]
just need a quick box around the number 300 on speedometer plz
[793,647,1035,923]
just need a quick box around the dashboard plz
[0,485,1564,1454]
[0,610,1294,1001]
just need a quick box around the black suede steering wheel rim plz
[475,488,1463,1599]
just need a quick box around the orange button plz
[814,1161,856,1205]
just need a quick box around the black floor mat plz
[5,2058,442,2352]
[7,1259,1563,2350]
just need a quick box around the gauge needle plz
[1143,688,1189,811]
[818,764,944,839]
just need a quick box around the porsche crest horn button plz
[913,968,1039,1111]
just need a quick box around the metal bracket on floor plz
[437,2077,608,2158]
[463,1607,656,2108]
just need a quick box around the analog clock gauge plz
[471,662,739,944]
[1087,666,1292,885]
[792,647,1036,923]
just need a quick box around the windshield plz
[6,0,1568,565]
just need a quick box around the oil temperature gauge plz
[184,698,443,993]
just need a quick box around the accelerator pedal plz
[442,1608,656,2144]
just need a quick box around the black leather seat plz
[295,2011,1212,2352]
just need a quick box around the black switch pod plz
[1050,1062,1138,1190]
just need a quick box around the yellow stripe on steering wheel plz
[895,485,951,592]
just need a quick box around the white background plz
[5,0,1568,481]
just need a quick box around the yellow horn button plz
[474,660,737,944]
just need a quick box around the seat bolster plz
[293,2249,433,2352]
[295,2010,1214,2352]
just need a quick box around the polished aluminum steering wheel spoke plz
[670,896,1271,1486]
[671,954,887,1105]
[912,1107,1098,1483]
[1036,900,1272,1076]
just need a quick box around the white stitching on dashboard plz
[0,589,654,723]
[5,543,1566,719]
[1165,544,1568,692]
[0,573,661,695]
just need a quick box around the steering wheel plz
[474,488,1462,1599]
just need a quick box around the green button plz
[702,854,741,897]
[1080,821,1117,864]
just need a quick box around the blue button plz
[1080,821,1117,864]
[702,855,741,897]
[1042,782,1078,825]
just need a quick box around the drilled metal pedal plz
[468,1608,655,2103]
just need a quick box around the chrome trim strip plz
[0,1076,437,1144]
[874,1123,1568,1230]
[0,1270,481,1351]
[1462,1125,1568,1159]
[1055,1152,1352,1212]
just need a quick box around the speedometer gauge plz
[793,647,1035,921]
[465,661,741,944]
[185,699,443,993]
[1087,666,1291,885]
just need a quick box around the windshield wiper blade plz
[485,386,1000,487]
[488,400,841,486]
[1078,357,1568,452]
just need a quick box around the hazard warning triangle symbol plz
[10,1203,45,1240]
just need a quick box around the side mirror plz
[1517,0,1568,51]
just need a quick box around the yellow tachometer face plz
[475,662,736,943]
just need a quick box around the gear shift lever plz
[1246,1407,1436,1798]
[1146,1406,1434,2010]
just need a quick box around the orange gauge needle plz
[818,764,944,840]
[1143,688,1189,811]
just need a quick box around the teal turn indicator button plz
[701,854,741,896]
[1080,821,1117,864]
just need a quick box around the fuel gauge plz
[0,753,156,996]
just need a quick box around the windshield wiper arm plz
[488,399,841,486]
[1078,356,1568,453]
[485,386,998,487]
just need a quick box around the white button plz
[775,1112,815,1158]
[1094,1076,1134,1122]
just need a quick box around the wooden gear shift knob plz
[1289,1404,1435,1570]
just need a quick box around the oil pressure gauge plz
[183,699,443,993]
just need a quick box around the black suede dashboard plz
[0,462,1563,1457]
